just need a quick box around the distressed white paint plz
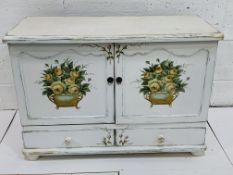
[115,42,217,124]
[23,145,206,160]
[4,16,220,159]
[21,123,207,157]
[23,128,114,149]
[0,0,228,40]
[0,0,233,108]
[23,122,206,130]
[3,16,222,43]
[115,127,206,146]
[9,44,114,125]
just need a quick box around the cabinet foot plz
[191,150,205,156]
[23,152,39,160]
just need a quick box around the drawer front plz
[23,128,114,149]
[10,44,114,126]
[116,127,206,146]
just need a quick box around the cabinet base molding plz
[23,145,206,160]
[191,150,205,156]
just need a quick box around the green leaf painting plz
[40,59,90,109]
[139,59,189,107]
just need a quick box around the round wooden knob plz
[157,135,165,144]
[64,136,72,144]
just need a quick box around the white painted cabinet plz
[3,16,223,160]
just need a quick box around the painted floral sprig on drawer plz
[40,59,90,109]
[139,59,190,107]
[102,131,113,146]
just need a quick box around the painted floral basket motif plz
[40,59,90,109]
[139,59,189,107]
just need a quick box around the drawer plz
[116,127,206,146]
[23,127,114,149]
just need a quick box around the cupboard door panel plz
[115,42,217,124]
[10,44,114,125]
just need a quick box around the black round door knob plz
[116,77,123,84]
[107,77,114,84]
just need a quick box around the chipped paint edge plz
[23,145,207,160]
[2,32,224,44]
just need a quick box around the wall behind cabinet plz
[0,0,233,109]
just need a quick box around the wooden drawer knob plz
[157,135,165,144]
[64,136,72,145]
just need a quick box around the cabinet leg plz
[24,152,39,160]
[191,150,205,156]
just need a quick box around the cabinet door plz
[10,44,114,125]
[115,42,217,124]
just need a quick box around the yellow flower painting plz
[139,59,190,107]
[40,59,90,109]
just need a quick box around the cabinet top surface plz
[3,16,223,43]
